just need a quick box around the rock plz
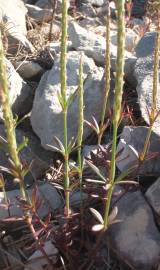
[131,0,147,18]
[82,145,100,159]
[68,21,109,66]
[2,16,34,54]
[31,51,105,150]
[80,0,104,7]
[0,124,55,188]
[145,177,160,216]
[49,40,72,56]
[35,0,52,9]
[0,183,62,219]
[35,0,63,12]
[0,236,23,270]
[134,32,160,136]
[0,0,27,35]
[108,191,160,270]
[111,28,139,52]
[79,3,97,17]
[25,241,58,270]
[116,126,160,175]
[79,18,102,29]
[68,21,137,85]
[13,61,44,80]
[70,191,88,207]
[97,1,116,21]
[0,0,34,53]
[0,60,34,120]
[26,4,52,22]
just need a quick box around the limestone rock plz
[0,183,62,219]
[134,32,160,136]
[111,28,139,52]
[0,60,34,120]
[116,126,160,175]
[26,4,52,22]
[31,51,105,150]
[0,0,34,52]
[80,0,104,7]
[68,21,137,86]
[25,241,58,270]
[0,0,27,35]
[146,177,160,216]
[108,191,160,270]
[132,0,147,18]
[14,61,44,80]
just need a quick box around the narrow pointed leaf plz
[84,119,99,134]
[90,208,104,224]
[92,116,100,133]
[85,160,106,182]
[46,144,64,155]
[54,136,65,152]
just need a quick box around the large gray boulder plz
[0,0,34,52]
[134,32,160,135]
[116,126,160,175]
[68,21,113,66]
[68,22,137,86]
[108,191,160,270]
[0,60,34,120]
[0,0,27,34]
[31,51,105,150]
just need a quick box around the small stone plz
[13,61,44,80]
[26,4,52,23]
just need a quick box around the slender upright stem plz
[77,54,84,191]
[98,2,111,145]
[0,31,27,201]
[103,0,125,231]
[60,0,70,216]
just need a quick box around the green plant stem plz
[63,109,70,215]
[0,31,52,266]
[98,3,110,145]
[60,0,70,216]
[60,0,67,101]
[103,0,125,231]
[0,31,27,201]
[77,54,84,192]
